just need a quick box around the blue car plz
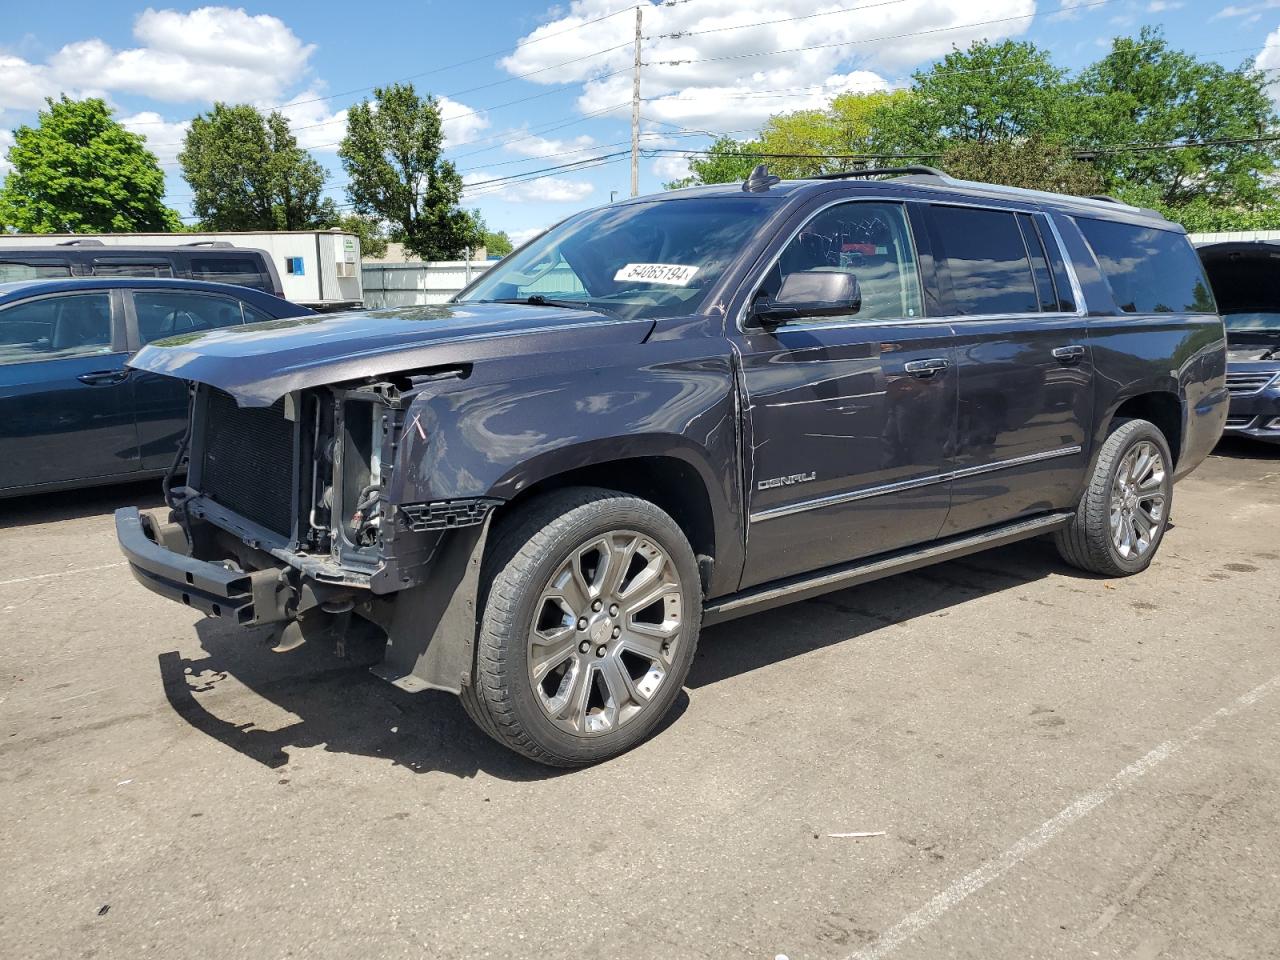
[0,277,314,497]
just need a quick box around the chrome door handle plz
[1052,345,1086,364]
[904,358,950,379]
[77,369,130,386]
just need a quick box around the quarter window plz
[1075,217,1216,314]
[931,205,1040,315]
[190,256,269,292]
[134,291,247,343]
[762,201,923,321]
[0,293,113,364]
[92,260,174,278]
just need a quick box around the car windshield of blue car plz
[1224,312,1280,333]
[456,197,780,320]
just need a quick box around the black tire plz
[1054,418,1174,577]
[460,486,702,767]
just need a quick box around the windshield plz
[456,197,779,320]
[1224,312,1280,333]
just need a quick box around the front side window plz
[0,262,71,282]
[1076,218,1216,314]
[457,197,780,321]
[134,291,246,343]
[931,205,1040,315]
[190,257,269,292]
[757,201,923,321]
[0,293,113,364]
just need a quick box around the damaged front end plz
[117,373,498,694]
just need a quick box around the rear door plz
[923,203,1093,535]
[0,289,138,491]
[734,198,957,587]
[125,288,262,470]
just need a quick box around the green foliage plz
[484,230,513,257]
[333,214,389,259]
[754,90,916,178]
[664,136,761,188]
[939,138,1103,195]
[1076,27,1280,208]
[339,83,479,260]
[0,96,179,233]
[873,40,1077,153]
[180,103,335,231]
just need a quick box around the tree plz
[339,83,478,260]
[484,230,513,257]
[333,213,389,259]
[663,136,763,188]
[0,96,179,233]
[754,90,915,178]
[872,40,1078,154]
[180,103,335,231]
[940,138,1103,195]
[1076,27,1280,210]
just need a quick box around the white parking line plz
[0,562,126,588]
[845,673,1280,960]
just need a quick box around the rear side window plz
[134,291,247,343]
[1076,218,1216,314]
[0,293,113,364]
[0,262,71,282]
[190,256,269,292]
[930,206,1039,315]
[92,260,174,278]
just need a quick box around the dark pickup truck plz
[116,166,1228,766]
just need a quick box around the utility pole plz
[630,5,642,197]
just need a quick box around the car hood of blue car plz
[127,302,655,406]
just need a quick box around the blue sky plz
[1,0,1277,244]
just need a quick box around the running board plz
[703,512,1073,626]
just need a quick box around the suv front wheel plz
[461,487,702,767]
[1055,418,1174,577]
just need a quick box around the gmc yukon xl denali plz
[116,167,1228,766]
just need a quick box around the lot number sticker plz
[614,263,700,286]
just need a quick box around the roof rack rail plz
[55,238,105,246]
[1086,194,1126,204]
[178,240,235,248]
[812,165,950,181]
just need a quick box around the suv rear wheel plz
[461,487,701,767]
[1054,418,1173,577]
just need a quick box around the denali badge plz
[758,471,816,491]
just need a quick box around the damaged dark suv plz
[116,167,1228,766]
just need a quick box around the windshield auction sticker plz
[614,263,701,286]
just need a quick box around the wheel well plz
[495,457,717,591]
[1113,392,1182,466]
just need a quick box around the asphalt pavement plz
[2,439,1278,960]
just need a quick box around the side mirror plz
[750,271,862,327]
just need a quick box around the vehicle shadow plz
[158,536,1069,780]
[0,478,165,530]
[1211,437,1280,460]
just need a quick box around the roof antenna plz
[743,163,780,193]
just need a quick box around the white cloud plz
[508,225,548,246]
[276,91,347,152]
[0,129,14,179]
[463,171,595,203]
[500,0,1037,134]
[0,6,315,112]
[1214,1,1280,18]
[1145,1,1184,12]
[120,111,189,165]
[439,95,490,147]
[1258,25,1280,104]
[505,131,596,158]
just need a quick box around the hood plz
[127,302,655,406]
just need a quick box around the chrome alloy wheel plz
[527,530,684,737]
[1109,440,1168,560]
